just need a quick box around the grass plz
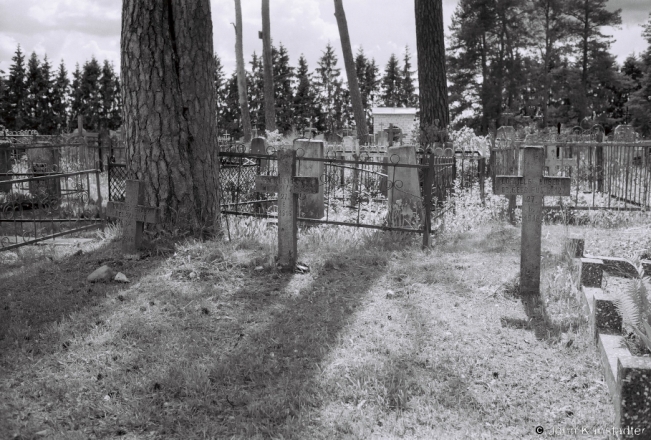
[3,197,642,439]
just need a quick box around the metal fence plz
[219,148,456,234]
[490,125,651,210]
[0,170,103,251]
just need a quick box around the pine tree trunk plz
[121,0,220,237]
[415,0,450,131]
[262,0,276,132]
[334,0,369,145]
[235,0,252,143]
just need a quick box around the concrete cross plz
[106,180,160,254]
[255,149,319,269]
[494,147,571,295]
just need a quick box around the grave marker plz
[293,139,325,219]
[255,149,319,269]
[106,180,161,254]
[494,147,571,295]
[544,145,578,176]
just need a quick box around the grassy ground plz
[1,210,648,439]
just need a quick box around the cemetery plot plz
[220,145,457,235]
[0,170,103,250]
[490,125,651,211]
[571,246,651,437]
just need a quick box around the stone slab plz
[598,334,630,407]
[386,145,421,228]
[593,289,623,338]
[617,355,651,437]
[585,255,640,279]
[580,258,604,288]
[293,139,325,219]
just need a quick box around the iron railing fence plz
[0,170,103,251]
[219,150,456,234]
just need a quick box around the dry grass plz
[2,208,644,439]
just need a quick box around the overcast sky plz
[0,0,649,78]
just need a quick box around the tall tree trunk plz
[261,0,276,132]
[415,0,450,132]
[121,0,220,237]
[334,0,369,144]
[234,0,252,142]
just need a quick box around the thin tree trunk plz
[234,0,252,142]
[415,0,450,133]
[262,0,276,132]
[334,0,369,145]
[121,0,220,237]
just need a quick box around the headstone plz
[387,145,421,227]
[0,143,11,193]
[544,145,578,176]
[293,139,325,219]
[106,180,161,254]
[494,147,571,295]
[342,136,357,151]
[255,149,319,269]
[579,258,603,288]
[27,147,61,198]
[251,137,269,173]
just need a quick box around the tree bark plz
[334,0,369,144]
[262,0,276,132]
[234,0,252,142]
[415,0,450,131]
[121,0,220,237]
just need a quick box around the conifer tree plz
[81,57,102,131]
[294,55,320,132]
[401,46,418,107]
[222,72,243,139]
[99,60,121,130]
[51,60,70,132]
[314,43,343,135]
[247,52,265,133]
[272,43,295,134]
[629,13,651,135]
[5,46,28,130]
[25,52,44,130]
[0,69,6,128]
[565,0,621,121]
[70,63,83,128]
[381,54,402,107]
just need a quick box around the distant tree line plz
[447,1,651,136]
[0,45,122,134]
[215,42,419,140]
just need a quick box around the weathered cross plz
[255,149,319,269]
[494,147,571,295]
[106,180,160,254]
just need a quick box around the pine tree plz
[25,52,44,131]
[51,60,70,132]
[5,45,28,130]
[38,55,55,133]
[273,43,295,134]
[381,54,402,107]
[0,69,6,128]
[565,0,622,121]
[70,63,83,129]
[99,60,121,130]
[401,46,418,107]
[222,72,243,139]
[629,13,651,135]
[247,52,265,133]
[314,43,343,135]
[80,57,102,131]
[294,55,320,132]
[214,54,227,134]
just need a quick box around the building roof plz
[372,107,418,115]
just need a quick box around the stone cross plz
[255,149,319,269]
[494,147,571,295]
[106,180,161,254]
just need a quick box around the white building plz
[372,107,418,144]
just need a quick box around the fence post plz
[351,153,360,207]
[479,157,486,205]
[422,154,435,248]
[96,170,104,228]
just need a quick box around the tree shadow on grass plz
[116,232,426,439]
[0,239,167,363]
